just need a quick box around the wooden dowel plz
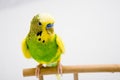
[23,64,120,77]
[39,76,43,80]
[74,73,78,80]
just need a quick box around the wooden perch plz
[23,64,120,77]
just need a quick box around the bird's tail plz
[56,74,61,80]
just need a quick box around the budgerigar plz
[21,13,65,79]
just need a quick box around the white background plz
[0,0,120,80]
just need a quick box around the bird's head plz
[30,13,55,37]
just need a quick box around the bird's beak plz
[47,28,54,35]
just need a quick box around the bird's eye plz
[38,22,42,26]
[47,23,54,29]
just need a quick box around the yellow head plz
[30,13,55,43]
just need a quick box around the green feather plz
[26,34,59,64]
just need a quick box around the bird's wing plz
[21,38,31,58]
[56,35,65,53]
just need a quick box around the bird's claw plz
[35,64,43,78]
[57,62,63,76]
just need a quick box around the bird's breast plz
[26,35,58,63]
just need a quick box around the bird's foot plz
[57,62,63,76]
[35,64,43,78]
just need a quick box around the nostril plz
[37,31,42,36]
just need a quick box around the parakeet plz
[22,13,65,79]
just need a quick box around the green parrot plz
[22,13,65,78]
